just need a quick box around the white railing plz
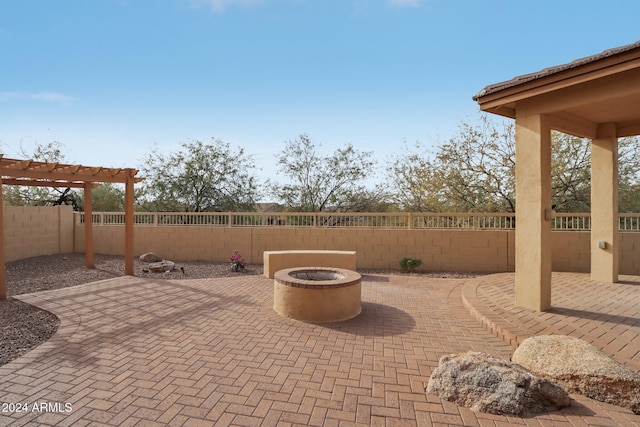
[551,213,591,231]
[76,211,640,231]
[619,213,640,231]
[409,213,515,230]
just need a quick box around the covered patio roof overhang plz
[474,40,640,311]
[0,156,143,300]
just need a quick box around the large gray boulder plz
[512,335,640,414]
[139,252,163,263]
[426,351,570,416]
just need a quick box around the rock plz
[426,351,570,416]
[139,252,163,263]
[148,260,176,273]
[512,335,640,414]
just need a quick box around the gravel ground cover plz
[0,253,479,366]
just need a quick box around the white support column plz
[515,111,552,311]
[591,122,619,283]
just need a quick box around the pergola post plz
[0,180,6,301]
[514,111,552,311]
[124,170,135,275]
[591,123,619,282]
[83,183,95,269]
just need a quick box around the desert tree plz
[386,142,449,212]
[138,139,260,212]
[388,116,515,212]
[618,136,640,212]
[267,134,380,212]
[87,183,126,211]
[387,114,640,213]
[1,141,84,209]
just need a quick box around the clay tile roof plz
[473,40,640,100]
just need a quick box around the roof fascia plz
[476,51,640,110]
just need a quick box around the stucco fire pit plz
[273,267,361,322]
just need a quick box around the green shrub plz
[399,257,423,273]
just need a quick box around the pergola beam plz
[1,169,142,184]
[1,179,99,188]
[0,158,142,184]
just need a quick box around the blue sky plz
[1,0,639,187]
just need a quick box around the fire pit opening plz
[289,270,345,281]
[273,267,361,322]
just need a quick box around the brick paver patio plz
[1,273,638,426]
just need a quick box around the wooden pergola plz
[0,156,143,300]
[474,40,640,311]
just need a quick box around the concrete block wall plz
[620,233,640,275]
[3,207,639,275]
[243,227,513,272]
[75,225,514,273]
[75,225,254,263]
[552,231,591,272]
[73,224,640,274]
[3,205,74,261]
[551,231,638,274]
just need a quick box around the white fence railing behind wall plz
[551,213,591,230]
[619,213,640,231]
[76,212,640,231]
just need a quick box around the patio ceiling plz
[474,40,640,139]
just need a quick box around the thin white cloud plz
[0,91,77,105]
[189,0,268,12]
[387,0,421,7]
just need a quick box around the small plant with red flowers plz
[230,250,247,272]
